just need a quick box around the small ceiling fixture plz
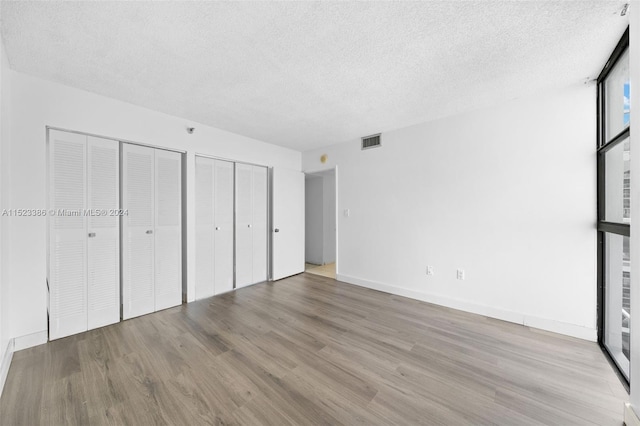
[187,126,195,134]
[320,154,328,164]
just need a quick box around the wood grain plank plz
[0,273,627,425]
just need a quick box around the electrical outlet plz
[457,269,465,280]
[344,209,350,217]
[426,266,434,276]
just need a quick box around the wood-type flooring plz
[0,273,627,425]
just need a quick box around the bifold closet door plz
[235,164,267,288]
[123,144,182,319]
[122,144,155,319]
[49,130,120,340]
[154,149,182,311]
[86,136,120,330]
[213,159,234,294]
[195,157,234,298]
[235,164,253,287]
[252,166,268,283]
[195,156,215,299]
[49,131,88,340]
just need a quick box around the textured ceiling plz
[0,1,629,152]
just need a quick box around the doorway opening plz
[304,169,336,279]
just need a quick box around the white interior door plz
[86,136,120,330]
[235,163,253,288]
[252,166,268,283]
[214,159,234,294]
[154,149,182,311]
[49,130,88,340]
[122,143,155,320]
[271,168,305,281]
[195,156,215,299]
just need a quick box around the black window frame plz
[597,27,630,391]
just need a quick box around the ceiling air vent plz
[361,133,382,150]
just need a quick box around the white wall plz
[302,83,597,340]
[305,176,324,265]
[8,71,300,348]
[322,172,336,264]
[0,12,13,392]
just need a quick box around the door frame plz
[301,165,339,278]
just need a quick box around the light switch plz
[344,209,350,217]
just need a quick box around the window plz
[598,28,630,385]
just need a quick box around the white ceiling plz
[0,1,629,152]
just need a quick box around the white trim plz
[336,273,597,341]
[625,403,640,426]
[13,330,47,351]
[0,338,14,398]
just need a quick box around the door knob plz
[146,230,153,234]
[215,227,221,230]
[88,232,96,238]
[274,228,280,233]
[248,224,252,228]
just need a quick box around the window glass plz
[604,138,630,223]
[605,48,630,142]
[604,233,630,379]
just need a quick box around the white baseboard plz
[625,403,640,426]
[337,274,597,342]
[13,330,47,351]
[0,338,14,399]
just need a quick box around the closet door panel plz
[195,156,215,300]
[86,136,120,330]
[122,144,155,320]
[154,149,182,311]
[235,163,253,288]
[252,166,268,283]
[214,159,234,294]
[49,130,88,340]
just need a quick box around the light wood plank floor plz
[0,273,627,425]
[305,262,336,279]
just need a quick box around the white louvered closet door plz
[235,164,268,288]
[122,144,155,320]
[49,130,88,340]
[252,166,268,283]
[235,163,253,288]
[86,136,120,330]
[214,159,234,294]
[154,149,182,311]
[195,156,215,300]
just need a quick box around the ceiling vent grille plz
[361,133,382,150]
